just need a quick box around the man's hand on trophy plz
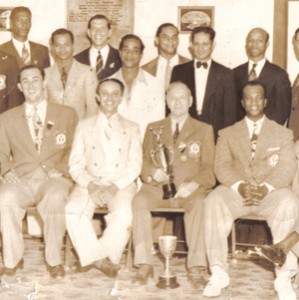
[175,182,199,199]
[153,168,169,183]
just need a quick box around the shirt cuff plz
[231,180,246,193]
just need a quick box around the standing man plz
[0,65,78,278]
[45,28,98,119]
[170,26,237,140]
[0,50,20,112]
[112,34,165,139]
[0,6,50,70]
[75,14,121,81]
[132,82,215,287]
[288,27,299,141]
[203,81,298,300]
[66,78,142,278]
[234,27,291,124]
[142,23,189,90]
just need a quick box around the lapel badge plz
[109,62,115,69]
[47,120,54,130]
[268,153,279,167]
[0,75,6,90]
[55,132,67,148]
[178,141,186,153]
[188,141,201,158]
[180,155,187,162]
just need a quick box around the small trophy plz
[156,235,180,289]
[150,126,177,199]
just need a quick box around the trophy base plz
[162,183,177,200]
[156,276,180,289]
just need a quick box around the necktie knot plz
[196,61,208,69]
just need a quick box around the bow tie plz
[196,61,208,69]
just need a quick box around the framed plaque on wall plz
[67,0,134,54]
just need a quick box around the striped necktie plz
[248,63,257,81]
[61,68,67,89]
[22,44,30,65]
[173,123,180,144]
[96,51,103,80]
[250,123,258,159]
[32,106,43,153]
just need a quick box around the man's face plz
[10,10,31,41]
[52,34,74,61]
[191,32,214,61]
[87,18,111,49]
[18,67,44,105]
[241,85,266,121]
[98,81,122,116]
[245,29,269,61]
[166,83,192,118]
[156,26,179,56]
[119,38,142,68]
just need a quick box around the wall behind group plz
[0,0,276,70]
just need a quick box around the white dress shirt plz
[89,45,109,69]
[12,38,31,58]
[194,59,211,115]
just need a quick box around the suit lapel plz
[254,118,271,159]
[234,120,252,161]
[203,60,217,108]
[7,41,23,67]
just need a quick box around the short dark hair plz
[119,34,145,53]
[156,23,178,37]
[242,80,266,97]
[51,28,74,45]
[191,26,216,42]
[10,6,31,20]
[17,65,45,82]
[295,27,299,38]
[97,78,125,94]
[87,14,111,30]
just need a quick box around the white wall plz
[0,0,274,69]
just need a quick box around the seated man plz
[0,65,78,278]
[65,78,142,278]
[203,81,299,300]
[132,81,215,286]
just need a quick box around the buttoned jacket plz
[44,60,98,119]
[0,40,50,69]
[233,61,291,124]
[0,102,78,178]
[141,116,215,192]
[215,117,296,189]
[68,113,142,190]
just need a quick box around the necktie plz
[250,123,258,159]
[248,63,257,81]
[196,61,208,69]
[22,44,30,65]
[165,60,172,90]
[96,51,103,80]
[32,106,43,153]
[61,68,67,89]
[104,119,112,140]
[173,123,180,144]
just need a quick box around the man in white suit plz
[0,65,78,278]
[45,28,98,119]
[203,81,299,300]
[66,78,142,278]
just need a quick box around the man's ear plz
[241,99,245,108]
[17,83,22,92]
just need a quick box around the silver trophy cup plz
[150,126,177,199]
[156,235,180,289]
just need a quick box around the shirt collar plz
[245,115,265,133]
[90,44,109,57]
[114,68,147,85]
[159,54,179,67]
[12,38,30,54]
[194,59,211,70]
[25,99,47,116]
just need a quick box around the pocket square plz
[267,147,280,152]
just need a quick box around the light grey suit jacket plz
[69,113,142,190]
[215,117,296,189]
[44,60,98,120]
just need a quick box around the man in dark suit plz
[0,50,20,113]
[132,82,215,287]
[142,23,190,91]
[0,6,50,70]
[0,65,78,279]
[170,26,237,141]
[203,81,298,299]
[233,27,291,124]
[288,27,299,141]
[74,14,121,81]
